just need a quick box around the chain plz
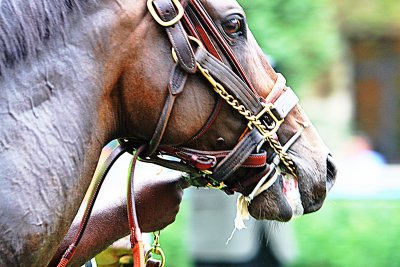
[196,64,281,138]
[196,63,297,178]
[266,136,297,178]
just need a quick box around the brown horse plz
[0,0,337,266]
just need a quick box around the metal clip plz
[147,0,184,27]
[191,154,217,170]
[206,181,226,190]
[247,103,283,138]
[145,231,166,267]
[172,36,204,63]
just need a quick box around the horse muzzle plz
[300,153,338,214]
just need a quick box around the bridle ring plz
[172,36,203,63]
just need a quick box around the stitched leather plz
[180,6,224,144]
[147,64,188,156]
[56,141,130,267]
[212,128,264,182]
[153,0,196,73]
[168,63,187,95]
[195,47,263,115]
[188,0,257,94]
[183,5,222,60]
[272,86,299,119]
[160,146,267,170]
[127,145,147,267]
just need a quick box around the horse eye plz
[222,17,243,37]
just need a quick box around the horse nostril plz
[326,153,337,191]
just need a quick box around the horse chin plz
[248,175,298,222]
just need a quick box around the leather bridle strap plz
[146,0,195,156]
[211,128,264,182]
[148,0,300,187]
[187,0,257,94]
[147,64,188,156]
[158,146,267,171]
[127,144,147,267]
[152,0,196,73]
[182,5,222,60]
[148,0,226,150]
[195,47,263,115]
[56,140,130,267]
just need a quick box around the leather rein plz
[57,0,301,266]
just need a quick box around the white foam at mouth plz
[282,173,304,217]
[230,171,302,242]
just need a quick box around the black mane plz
[0,0,96,74]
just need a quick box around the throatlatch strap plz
[147,64,188,156]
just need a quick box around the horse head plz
[115,0,337,222]
[0,0,337,265]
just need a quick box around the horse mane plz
[0,0,97,75]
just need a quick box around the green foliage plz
[159,199,193,267]
[290,200,400,267]
[160,199,400,267]
[237,0,343,90]
[335,0,400,35]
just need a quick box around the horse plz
[0,0,337,266]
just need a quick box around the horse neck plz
[0,1,145,265]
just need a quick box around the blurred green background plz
[158,0,400,266]
[160,199,400,267]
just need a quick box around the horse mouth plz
[247,174,298,222]
[282,174,304,217]
[248,154,338,221]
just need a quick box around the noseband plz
[144,0,301,193]
[57,1,303,266]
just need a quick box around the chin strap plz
[228,125,306,243]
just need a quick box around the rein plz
[57,0,302,266]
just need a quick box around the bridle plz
[144,0,300,189]
[56,0,302,266]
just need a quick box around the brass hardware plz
[201,169,212,175]
[206,181,226,190]
[145,231,166,267]
[171,35,297,178]
[147,0,184,27]
[172,36,204,63]
[247,103,283,138]
[195,62,297,178]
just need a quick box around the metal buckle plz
[172,36,203,63]
[248,103,283,138]
[145,231,166,267]
[147,0,184,27]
